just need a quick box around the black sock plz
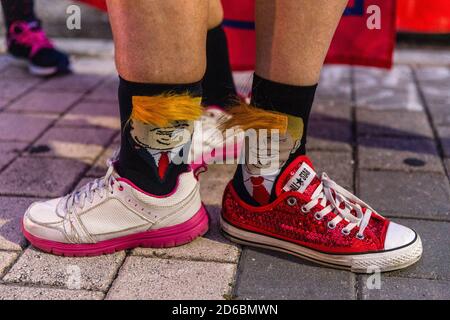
[117,77,202,195]
[250,74,317,157]
[232,73,317,206]
[202,25,237,109]
[1,0,37,28]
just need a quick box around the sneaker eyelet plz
[301,206,309,213]
[356,233,365,240]
[341,229,350,236]
[286,197,297,206]
[118,185,124,191]
[314,212,322,220]
[327,222,336,229]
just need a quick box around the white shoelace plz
[301,173,375,239]
[60,155,122,214]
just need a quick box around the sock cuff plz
[207,24,225,35]
[119,76,203,98]
[251,73,317,116]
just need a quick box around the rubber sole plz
[221,217,422,273]
[22,206,209,257]
[9,55,62,76]
[29,64,58,76]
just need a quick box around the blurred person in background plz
[1,0,70,76]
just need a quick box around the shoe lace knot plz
[61,154,122,214]
[302,172,375,238]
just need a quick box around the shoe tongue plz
[276,156,321,199]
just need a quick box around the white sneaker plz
[22,160,208,256]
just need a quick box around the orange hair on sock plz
[131,93,202,127]
[220,102,287,134]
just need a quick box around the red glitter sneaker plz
[221,156,423,273]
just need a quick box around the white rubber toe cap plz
[26,198,62,224]
[23,199,67,242]
[384,221,417,250]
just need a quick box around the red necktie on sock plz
[250,176,270,205]
[158,152,170,179]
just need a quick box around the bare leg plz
[228,0,348,206]
[107,0,208,83]
[208,0,224,29]
[256,0,348,86]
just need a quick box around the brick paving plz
[0,49,449,300]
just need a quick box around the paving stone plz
[394,48,450,66]
[58,100,120,129]
[316,65,352,105]
[0,251,19,276]
[132,236,239,264]
[415,66,450,108]
[358,137,444,173]
[0,142,27,170]
[0,157,88,197]
[444,158,450,176]
[6,91,83,114]
[0,113,56,142]
[0,65,37,79]
[354,66,423,111]
[308,119,353,152]
[84,76,119,102]
[132,205,240,264]
[0,98,10,110]
[36,73,104,93]
[85,141,120,177]
[420,86,450,111]
[428,105,450,126]
[200,165,236,206]
[356,109,433,139]
[0,285,104,300]
[358,170,450,220]
[359,276,450,300]
[0,197,41,251]
[106,256,236,300]
[311,101,352,122]
[30,127,117,163]
[3,248,125,292]
[71,57,116,76]
[435,126,450,158]
[309,151,354,191]
[199,164,236,205]
[385,218,450,281]
[235,248,356,300]
[0,78,40,101]
[0,55,12,72]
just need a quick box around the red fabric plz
[397,0,450,33]
[222,0,396,70]
[76,0,396,69]
[326,0,396,69]
[158,152,169,179]
[77,0,107,11]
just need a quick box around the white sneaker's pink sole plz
[22,206,209,257]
